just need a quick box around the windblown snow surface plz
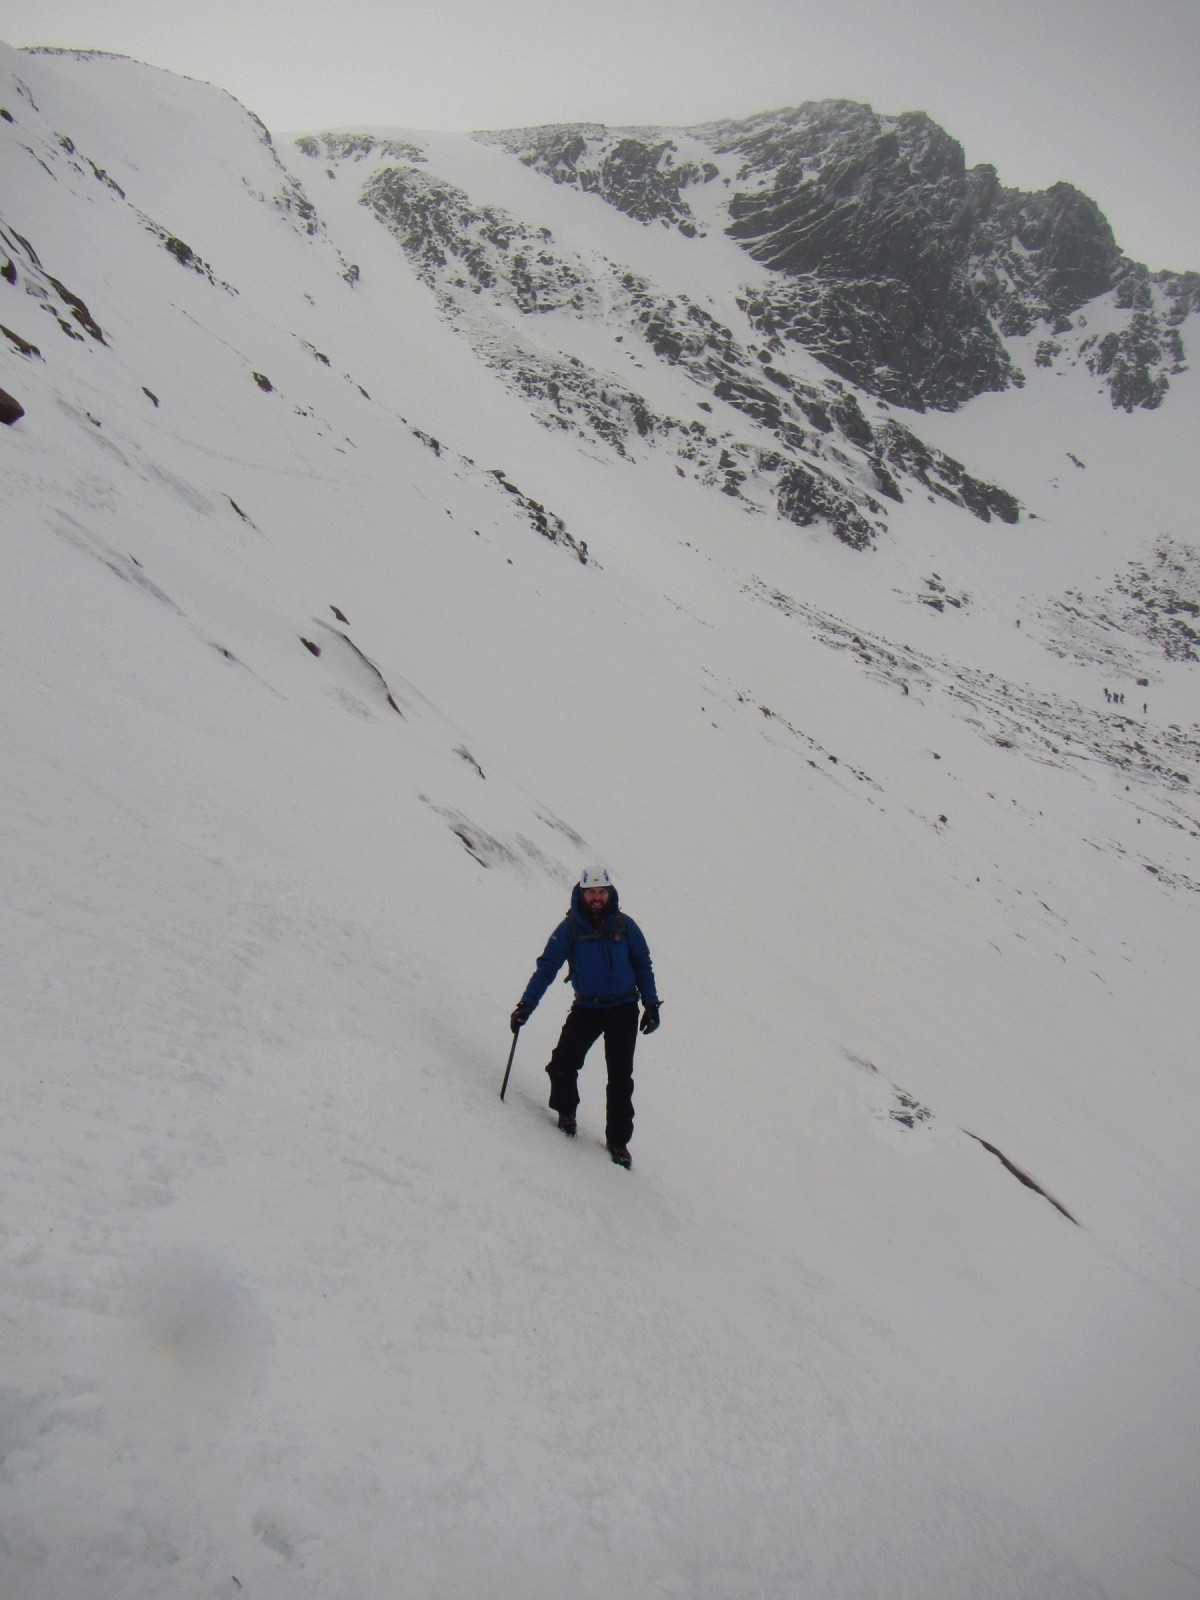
[2,45,1199,1600]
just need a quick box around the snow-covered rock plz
[2,43,1199,1600]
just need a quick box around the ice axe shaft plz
[499,1029,520,1100]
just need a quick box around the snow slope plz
[2,46,1199,1600]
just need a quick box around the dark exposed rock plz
[481,125,709,233]
[85,155,125,198]
[0,385,24,425]
[160,233,211,276]
[919,574,970,611]
[43,274,106,342]
[126,212,238,292]
[777,463,877,550]
[1158,269,1200,325]
[1000,181,1119,310]
[362,166,595,313]
[877,421,1020,523]
[297,132,427,165]
[1079,278,1195,410]
[738,271,1018,412]
[830,392,872,447]
[964,1131,1078,1223]
[1085,314,1170,411]
[2,323,42,358]
[689,100,1173,412]
[487,468,590,562]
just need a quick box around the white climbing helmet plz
[579,865,613,889]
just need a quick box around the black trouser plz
[545,1002,639,1146]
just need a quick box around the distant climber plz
[510,866,660,1169]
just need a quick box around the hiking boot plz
[557,1112,577,1137]
[606,1143,632,1169]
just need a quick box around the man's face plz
[582,886,611,914]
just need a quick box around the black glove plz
[510,1002,531,1034]
[639,1003,660,1035]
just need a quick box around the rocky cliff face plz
[483,123,715,236]
[346,158,1019,549]
[299,114,1045,551]
[481,102,1195,416]
[287,92,1200,548]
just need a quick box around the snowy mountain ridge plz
[2,43,1200,1600]
[477,102,1199,410]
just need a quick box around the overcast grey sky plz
[3,0,1197,269]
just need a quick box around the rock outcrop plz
[698,101,1141,410]
[355,155,1018,548]
[476,101,1192,416]
[294,96,1194,547]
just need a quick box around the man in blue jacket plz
[510,866,660,1168]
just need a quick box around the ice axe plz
[499,1026,520,1101]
